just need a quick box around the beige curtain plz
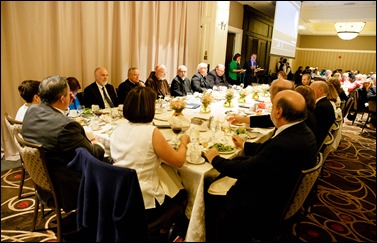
[1,1,202,159]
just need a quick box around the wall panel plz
[295,49,376,74]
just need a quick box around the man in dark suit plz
[191,63,212,93]
[206,64,230,88]
[84,66,119,109]
[22,76,105,212]
[229,79,294,128]
[170,65,192,97]
[204,90,317,242]
[243,53,259,87]
[310,81,336,150]
[117,67,145,105]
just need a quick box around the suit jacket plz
[21,103,105,211]
[191,72,212,93]
[211,122,317,234]
[68,148,148,242]
[249,115,274,128]
[314,96,336,150]
[84,82,119,109]
[170,76,192,97]
[206,69,229,87]
[243,59,259,84]
[118,79,144,105]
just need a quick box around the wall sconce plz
[216,1,229,31]
[334,22,366,40]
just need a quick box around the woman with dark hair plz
[228,53,245,85]
[110,86,190,223]
[16,80,41,121]
[67,77,82,111]
[294,66,303,86]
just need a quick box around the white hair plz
[197,63,207,70]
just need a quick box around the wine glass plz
[171,125,183,148]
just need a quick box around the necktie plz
[102,87,114,108]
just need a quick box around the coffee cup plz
[69,109,78,117]
[190,151,202,163]
[92,105,100,112]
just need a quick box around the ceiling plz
[237,1,376,36]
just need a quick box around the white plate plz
[247,132,259,139]
[186,157,205,164]
[218,149,236,154]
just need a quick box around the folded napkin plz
[207,176,237,196]
[83,126,95,141]
[186,103,201,109]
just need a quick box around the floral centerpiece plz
[201,91,213,113]
[238,88,248,103]
[170,97,186,116]
[224,89,234,107]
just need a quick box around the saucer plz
[187,157,205,164]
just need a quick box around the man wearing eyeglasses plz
[170,65,192,97]
[117,67,145,105]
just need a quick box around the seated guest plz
[21,75,105,212]
[145,64,170,99]
[328,77,348,102]
[206,64,230,87]
[191,62,212,93]
[297,73,312,87]
[118,67,145,105]
[204,90,317,242]
[366,74,376,130]
[16,80,41,121]
[295,85,318,137]
[84,66,119,109]
[228,79,294,128]
[356,79,372,113]
[310,81,336,151]
[110,86,190,223]
[170,65,192,97]
[67,77,82,111]
[327,82,342,118]
[277,70,287,80]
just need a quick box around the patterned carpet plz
[1,121,376,242]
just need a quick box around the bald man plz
[229,78,294,128]
[84,66,119,109]
[310,81,336,150]
[204,89,317,242]
[206,64,230,87]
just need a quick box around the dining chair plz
[67,147,187,242]
[255,153,324,242]
[330,119,341,151]
[4,112,27,199]
[361,99,376,132]
[14,131,63,242]
[342,96,355,123]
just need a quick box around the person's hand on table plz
[204,148,219,164]
[179,134,190,145]
[90,137,100,144]
[232,135,245,149]
[227,113,249,125]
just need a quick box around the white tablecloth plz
[81,99,274,242]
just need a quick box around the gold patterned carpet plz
[1,121,376,242]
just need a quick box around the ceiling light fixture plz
[334,22,366,40]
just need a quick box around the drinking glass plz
[171,126,182,148]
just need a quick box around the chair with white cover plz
[4,112,27,199]
[14,131,63,242]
